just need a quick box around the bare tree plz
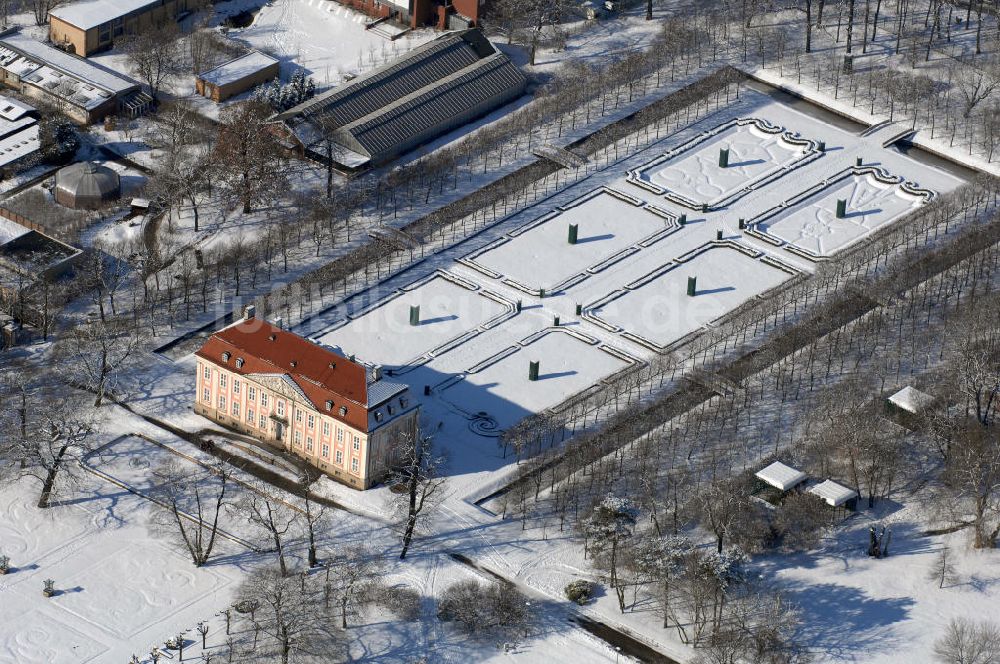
[956,336,1000,427]
[30,0,63,25]
[298,473,327,568]
[234,482,298,577]
[927,545,959,589]
[391,433,446,560]
[953,60,1000,118]
[695,478,752,554]
[938,424,1000,549]
[121,23,185,100]
[236,567,342,664]
[150,458,231,566]
[55,315,142,407]
[213,101,287,214]
[0,376,93,508]
[933,617,1000,664]
[326,544,384,628]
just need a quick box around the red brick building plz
[195,317,419,489]
[330,0,484,29]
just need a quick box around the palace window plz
[351,458,359,474]
[202,388,210,402]
[231,402,240,417]
[294,431,302,445]
[335,450,343,464]
[322,421,330,437]
[353,437,361,451]
[276,400,285,417]
[247,408,255,423]
[218,395,226,410]
[337,429,344,442]
[307,414,315,429]
[259,414,267,429]
[295,410,303,423]
[219,374,227,388]
[261,394,269,408]
[203,366,211,380]
[306,437,314,452]
[233,380,240,395]
[248,386,256,401]
[321,443,330,458]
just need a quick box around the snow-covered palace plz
[195,315,419,489]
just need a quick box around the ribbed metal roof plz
[278,29,526,165]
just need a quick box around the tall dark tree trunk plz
[38,444,68,508]
[400,489,418,560]
[806,0,814,52]
[975,0,984,54]
[847,0,856,53]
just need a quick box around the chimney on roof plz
[372,366,383,382]
[243,305,256,320]
[274,317,283,329]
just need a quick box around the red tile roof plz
[196,319,369,431]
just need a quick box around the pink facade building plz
[194,317,419,489]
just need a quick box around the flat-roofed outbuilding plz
[755,461,808,492]
[0,31,146,123]
[196,51,279,103]
[49,0,192,56]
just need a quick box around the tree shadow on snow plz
[782,582,913,660]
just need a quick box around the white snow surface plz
[757,172,926,256]
[234,0,436,85]
[755,461,808,492]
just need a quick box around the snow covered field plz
[314,272,516,370]
[627,118,819,209]
[294,95,962,468]
[235,0,434,84]
[0,457,244,663]
[6,75,975,663]
[467,188,677,293]
[438,328,635,429]
[588,244,794,350]
[753,169,933,257]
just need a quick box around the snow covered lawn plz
[235,0,434,85]
[627,118,819,209]
[438,328,635,428]
[753,169,931,258]
[0,471,243,664]
[588,244,794,350]
[314,272,515,370]
[468,188,676,293]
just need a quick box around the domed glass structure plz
[54,161,121,210]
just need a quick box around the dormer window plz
[268,334,276,341]
[374,411,383,422]
[328,362,336,369]
[222,352,231,362]
[339,406,347,416]
[325,400,333,411]
[400,397,408,408]
[290,361,297,368]
[235,358,244,369]
[387,404,394,415]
